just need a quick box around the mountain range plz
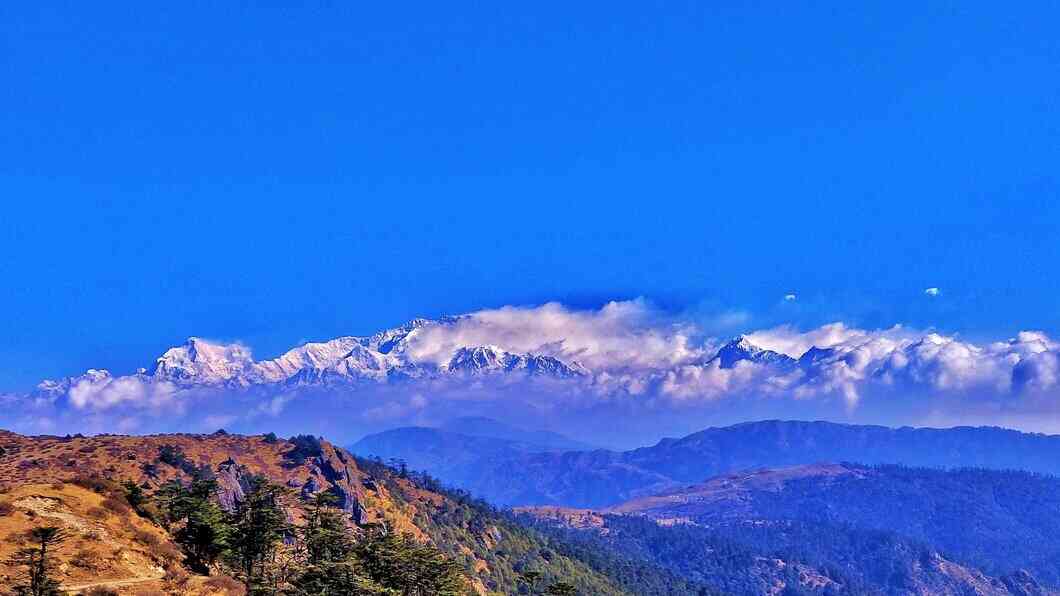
[355,419,1060,508]
[26,314,874,403]
[32,316,592,401]
[520,463,1060,595]
[6,420,1060,594]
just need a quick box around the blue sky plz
[1,2,1059,391]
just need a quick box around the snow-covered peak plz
[255,337,363,382]
[27,315,592,401]
[798,346,839,368]
[445,345,588,377]
[34,368,113,399]
[359,317,446,354]
[711,336,797,369]
[446,345,512,372]
[152,337,255,385]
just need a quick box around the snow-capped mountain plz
[21,312,1060,423]
[34,368,115,400]
[31,316,592,401]
[709,336,798,370]
[28,320,827,406]
[444,346,588,377]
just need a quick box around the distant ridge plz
[439,416,596,451]
[351,418,596,485]
[355,419,1060,508]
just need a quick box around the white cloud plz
[11,299,1060,441]
[784,293,797,301]
[925,287,940,296]
[67,375,181,411]
[404,300,707,371]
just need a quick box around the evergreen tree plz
[519,569,543,593]
[8,526,66,596]
[287,492,387,595]
[226,476,291,594]
[545,581,578,596]
[158,477,231,573]
[355,527,468,595]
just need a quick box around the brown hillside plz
[0,481,242,595]
[0,430,496,594]
[0,430,437,538]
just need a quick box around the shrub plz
[81,529,104,541]
[70,548,100,570]
[162,565,190,588]
[71,474,117,494]
[203,576,246,595]
[136,501,163,524]
[155,541,183,564]
[83,588,118,596]
[0,501,14,516]
[132,528,160,547]
[101,495,131,515]
[86,506,109,520]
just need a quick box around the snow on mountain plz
[34,368,114,400]
[27,313,1060,411]
[152,338,256,386]
[445,346,588,377]
[258,337,362,377]
[797,346,840,369]
[709,336,798,370]
[357,317,455,355]
[32,317,589,403]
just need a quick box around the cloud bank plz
[9,300,1060,445]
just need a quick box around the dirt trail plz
[13,495,105,536]
[61,573,164,592]
[13,493,166,592]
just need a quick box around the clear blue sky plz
[1,2,1058,390]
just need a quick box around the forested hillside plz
[516,463,1060,595]
[357,420,1060,508]
[0,430,643,595]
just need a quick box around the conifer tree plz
[158,477,231,573]
[8,526,66,596]
[226,476,291,594]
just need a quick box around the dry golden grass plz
[0,482,170,592]
[0,430,489,593]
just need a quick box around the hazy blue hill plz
[356,419,1060,508]
[440,415,596,451]
[518,463,1060,595]
[601,463,1060,591]
[351,418,596,488]
[622,420,1060,483]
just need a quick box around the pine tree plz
[226,476,291,594]
[158,477,231,573]
[519,569,543,594]
[545,581,578,596]
[8,526,66,596]
[355,528,467,596]
[287,492,388,595]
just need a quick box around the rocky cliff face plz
[0,430,433,539]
